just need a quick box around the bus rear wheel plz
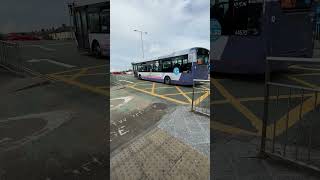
[164,76,171,85]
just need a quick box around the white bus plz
[69,0,109,57]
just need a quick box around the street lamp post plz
[134,29,147,60]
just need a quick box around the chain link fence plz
[191,79,210,116]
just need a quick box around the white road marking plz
[118,80,134,84]
[0,138,12,144]
[0,110,73,151]
[27,59,76,68]
[110,96,134,110]
[118,126,129,136]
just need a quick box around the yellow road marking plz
[289,65,320,71]
[175,86,192,103]
[49,75,108,96]
[97,86,108,89]
[211,93,315,105]
[48,64,106,76]
[151,83,156,94]
[266,94,320,138]
[194,91,210,106]
[145,86,175,90]
[127,85,189,105]
[69,68,88,80]
[291,73,320,77]
[287,75,318,88]
[136,83,155,86]
[211,78,262,131]
[265,76,320,138]
[162,91,204,96]
[211,121,258,136]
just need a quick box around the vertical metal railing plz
[191,79,210,116]
[0,40,23,73]
[261,57,320,172]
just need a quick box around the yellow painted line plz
[266,94,320,138]
[69,68,88,80]
[145,86,176,90]
[127,85,189,105]
[136,83,154,86]
[211,93,315,105]
[163,91,204,96]
[265,76,320,138]
[289,65,320,71]
[48,64,106,76]
[200,85,210,91]
[151,83,156,94]
[287,75,318,89]
[96,86,108,89]
[211,78,262,131]
[291,73,320,77]
[49,75,108,96]
[211,121,258,136]
[175,86,192,103]
[211,99,229,105]
[194,91,210,106]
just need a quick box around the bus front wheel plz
[138,74,142,79]
[164,76,171,85]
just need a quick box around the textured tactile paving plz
[110,127,209,180]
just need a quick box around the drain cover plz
[151,103,167,110]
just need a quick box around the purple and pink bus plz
[132,47,209,86]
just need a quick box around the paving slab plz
[111,127,209,180]
[158,106,210,157]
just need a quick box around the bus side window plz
[154,61,160,72]
[182,55,191,72]
[162,60,172,72]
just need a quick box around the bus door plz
[75,11,84,49]
[80,9,90,49]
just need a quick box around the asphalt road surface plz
[0,40,108,180]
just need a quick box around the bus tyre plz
[164,76,171,85]
[138,74,142,79]
[92,41,101,57]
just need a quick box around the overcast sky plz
[111,0,210,71]
[0,0,70,33]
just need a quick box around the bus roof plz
[72,0,109,7]
[132,47,209,64]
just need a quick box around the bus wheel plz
[92,41,101,57]
[164,76,171,85]
[138,74,142,79]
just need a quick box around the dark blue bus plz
[211,0,315,74]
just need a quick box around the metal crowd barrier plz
[191,79,210,116]
[0,40,23,73]
[260,56,320,172]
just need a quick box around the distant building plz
[48,25,75,40]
